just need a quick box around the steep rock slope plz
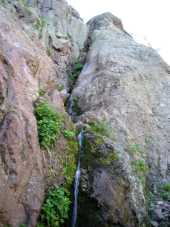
[71,13,170,227]
[0,3,80,226]
[4,0,87,89]
[1,1,170,227]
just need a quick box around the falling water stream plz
[71,130,84,227]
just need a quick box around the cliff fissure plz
[0,1,170,227]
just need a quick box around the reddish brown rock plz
[0,7,75,226]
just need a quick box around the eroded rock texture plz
[1,1,170,227]
[71,13,170,227]
[0,3,78,226]
[5,0,87,89]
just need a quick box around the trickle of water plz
[71,130,84,227]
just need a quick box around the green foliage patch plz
[127,143,143,155]
[132,159,148,174]
[35,102,63,150]
[83,120,117,168]
[89,120,114,139]
[160,183,170,200]
[34,16,47,38]
[68,62,83,90]
[71,97,82,116]
[162,183,170,192]
[38,88,46,97]
[37,187,71,227]
[56,84,64,92]
[63,130,76,139]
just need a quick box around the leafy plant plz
[63,130,76,139]
[19,224,26,227]
[68,62,83,90]
[160,183,170,200]
[131,159,149,185]
[163,183,170,192]
[63,161,76,187]
[35,102,63,149]
[56,84,64,92]
[132,159,148,174]
[63,139,78,187]
[38,187,71,227]
[38,88,46,97]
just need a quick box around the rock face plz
[5,0,87,89]
[1,1,170,227]
[71,12,170,226]
[0,4,78,226]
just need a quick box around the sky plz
[67,0,170,65]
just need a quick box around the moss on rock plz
[82,121,117,168]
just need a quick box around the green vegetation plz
[63,156,76,186]
[47,47,52,57]
[100,152,119,165]
[19,0,28,7]
[34,17,46,38]
[38,88,46,97]
[162,183,170,191]
[127,142,148,185]
[37,187,71,227]
[127,143,143,155]
[82,120,117,167]
[160,183,170,200]
[56,84,64,92]
[89,120,114,139]
[68,61,83,90]
[34,102,63,150]
[34,101,78,184]
[72,97,82,116]
[63,132,78,187]
[63,130,76,139]
[83,134,118,167]
[131,158,149,185]
[132,159,148,174]
[145,136,153,144]
[34,101,78,226]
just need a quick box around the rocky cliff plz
[0,1,170,227]
[0,0,83,226]
[71,13,170,227]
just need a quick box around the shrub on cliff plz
[34,102,63,150]
[37,187,71,227]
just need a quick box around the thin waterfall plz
[71,130,84,227]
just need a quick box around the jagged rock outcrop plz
[4,0,87,89]
[0,3,78,226]
[71,12,170,227]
